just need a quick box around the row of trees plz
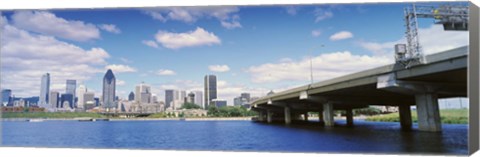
[207,106,256,117]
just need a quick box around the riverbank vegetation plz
[365,109,468,124]
[1,112,106,119]
[207,106,256,117]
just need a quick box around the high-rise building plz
[128,91,135,101]
[187,92,195,104]
[102,69,116,108]
[1,89,12,106]
[49,91,59,108]
[135,82,151,104]
[193,91,203,108]
[39,73,50,108]
[241,93,251,102]
[180,91,186,104]
[76,84,87,109]
[66,80,76,105]
[60,93,74,109]
[83,92,95,110]
[204,75,217,108]
[165,89,174,109]
[234,92,251,106]
[151,94,158,103]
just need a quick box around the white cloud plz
[119,57,132,63]
[311,29,322,37]
[156,69,176,76]
[246,51,392,83]
[142,40,159,48]
[99,24,121,34]
[358,24,468,56]
[105,64,137,73]
[1,22,110,97]
[11,11,100,42]
[117,80,126,86]
[330,31,353,41]
[154,27,221,49]
[209,65,230,72]
[314,8,333,22]
[144,6,242,29]
[285,6,299,15]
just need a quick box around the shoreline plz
[1,117,254,121]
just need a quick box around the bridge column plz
[267,110,273,123]
[346,109,353,126]
[323,103,334,127]
[415,93,441,132]
[304,112,309,121]
[318,108,324,124]
[399,105,412,130]
[258,111,265,122]
[284,106,291,125]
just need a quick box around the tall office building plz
[165,90,174,109]
[241,93,251,102]
[1,89,12,106]
[83,92,95,110]
[187,92,195,104]
[128,91,135,101]
[49,91,59,108]
[102,69,116,108]
[66,79,76,100]
[76,84,87,109]
[204,75,217,108]
[193,91,203,108]
[212,99,227,108]
[135,82,151,104]
[39,73,50,108]
[60,93,74,109]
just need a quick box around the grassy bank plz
[1,112,106,119]
[365,109,468,124]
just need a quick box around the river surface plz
[0,119,467,155]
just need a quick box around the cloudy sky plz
[0,2,469,105]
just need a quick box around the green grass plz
[365,109,468,124]
[1,112,106,119]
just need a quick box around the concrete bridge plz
[250,46,467,132]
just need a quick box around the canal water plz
[1,120,467,155]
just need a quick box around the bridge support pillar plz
[346,109,353,126]
[304,112,309,121]
[318,109,324,124]
[267,110,273,123]
[284,106,291,125]
[323,103,334,127]
[258,111,265,122]
[399,105,412,130]
[415,93,442,132]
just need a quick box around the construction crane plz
[395,4,469,68]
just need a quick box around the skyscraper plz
[60,93,74,109]
[193,91,203,108]
[1,89,12,106]
[66,79,76,107]
[165,89,174,109]
[204,75,217,108]
[102,69,116,109]
[76,84,87,109]
[128,91,135,101]
[187,92,195,104]
[83,92,95,110]
[39,73,50,108]
[49,91,59,108]
[135,82,151,104]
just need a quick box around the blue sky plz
[0,2,469,105]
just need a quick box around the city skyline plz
[0,3,469,105]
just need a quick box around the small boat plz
[78,119,94,122]
[94,118,110,121]
[28,119,44,122]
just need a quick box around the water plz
[1,120,467,155]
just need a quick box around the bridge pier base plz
[323,103,334,127]
[346,109,353,126]
[258,111,265,122]
[267,110,273,123]
[416,93,442,132]
[284,106,291,125]
[399,105,412,130]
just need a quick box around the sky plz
[0,2,469,105]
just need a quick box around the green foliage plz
[207,106,256,117]
[365,109,468,124]
[181,103,201,109]
[1,112,106,118]
[353,107,382,116]
[148,112,167,118]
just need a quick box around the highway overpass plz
[251,46,467,132]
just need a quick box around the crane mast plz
[395,4,468,68]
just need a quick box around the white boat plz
[28,119,44,122]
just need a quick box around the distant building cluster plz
[1,71,257,114]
